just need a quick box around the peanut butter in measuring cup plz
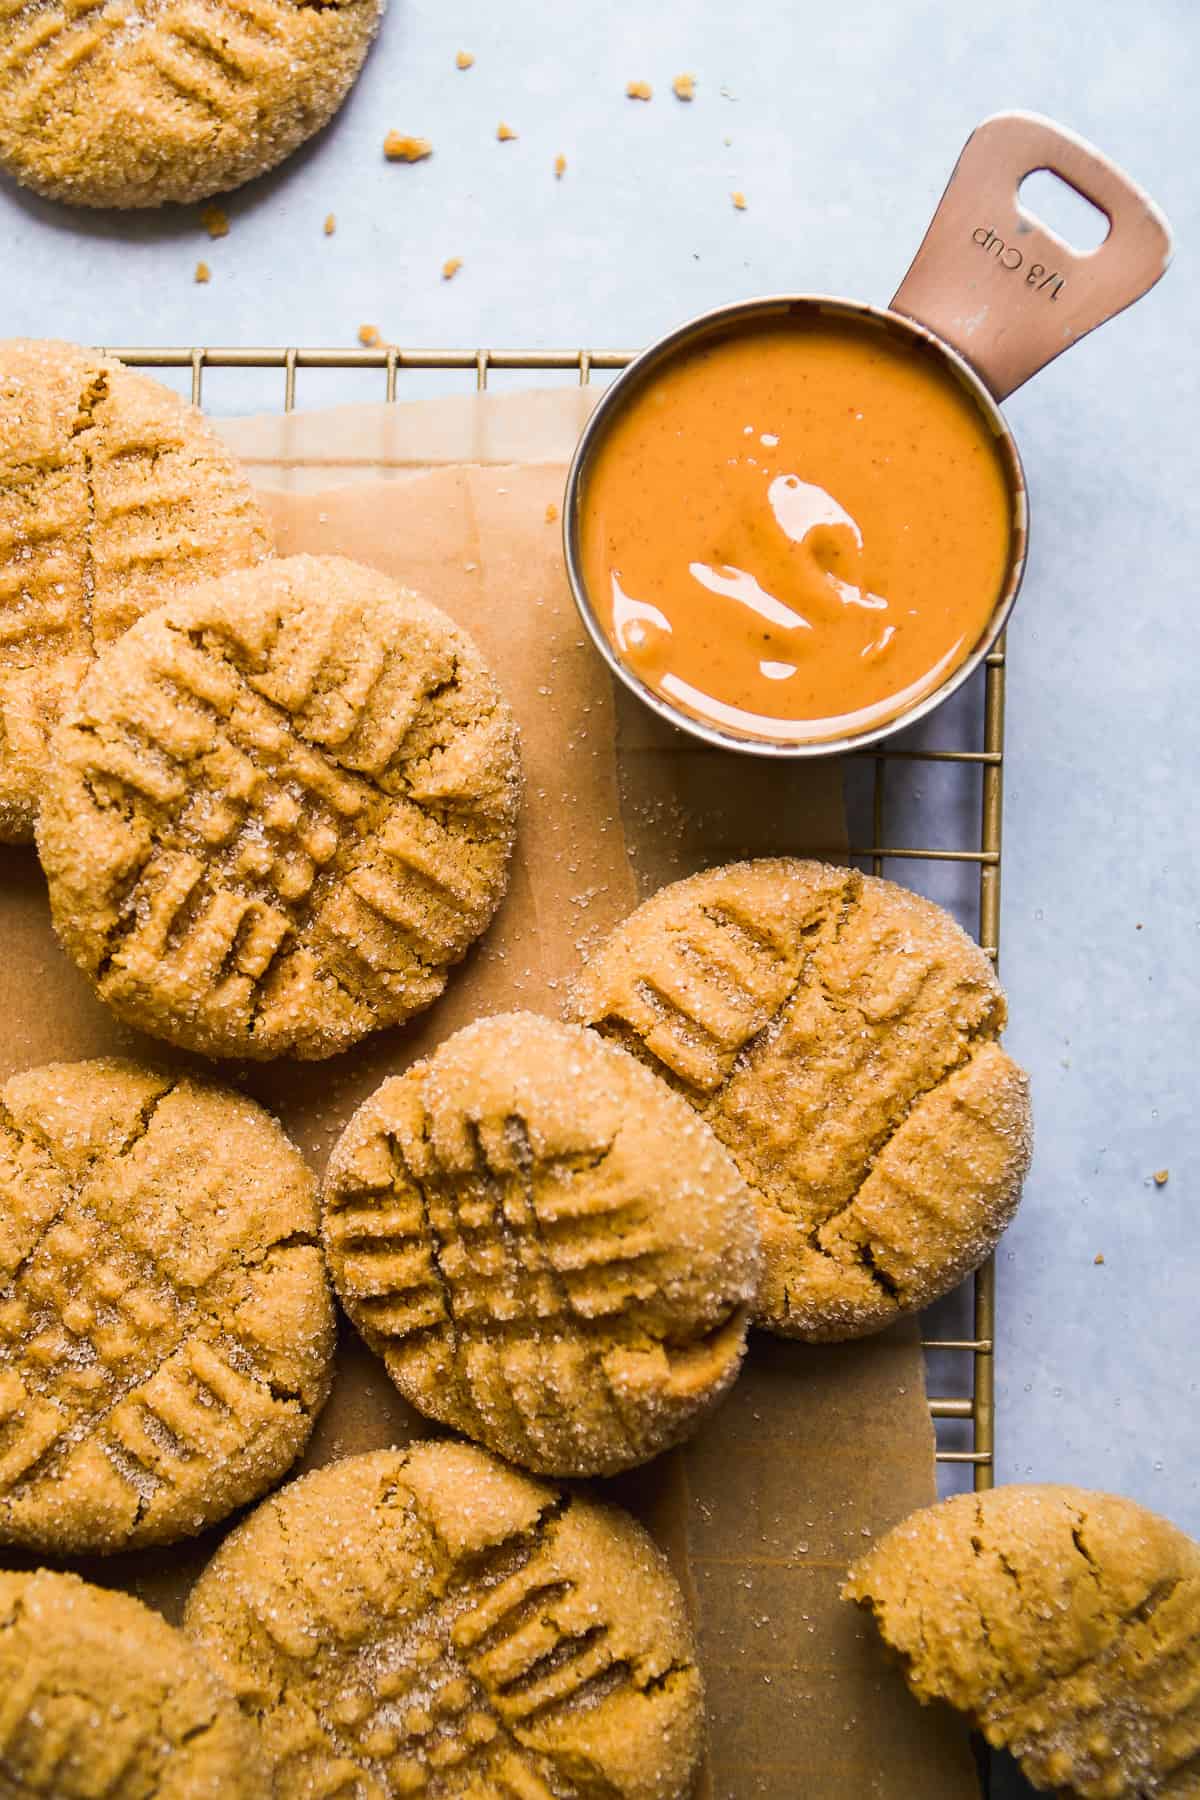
[566,114,1172,755]
[577,313,1014,746]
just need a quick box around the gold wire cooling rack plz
[103,342,1005,1497]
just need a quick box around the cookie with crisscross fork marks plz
[0,338,270,841]
[0,0,383,208]
[0,1056,333,1553]
[0,1568,269,1797]
[846,1484,1200,1800]
[321,1013,761,1477]
[36,554,521,1060]
[184,1441,704,1800]
[570,857,1032,1341]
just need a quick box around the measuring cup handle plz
[891,112,1172,400]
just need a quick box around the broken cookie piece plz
[846,1484,1200,1800]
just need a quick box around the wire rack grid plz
[103,342,1006,1496]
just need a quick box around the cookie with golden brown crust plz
[845,1483,1200,1799]
[0,0,383,209]
[36,554,521,1060]
[0,1056,334,1553]
[184,1441,704,1800]
[570,857,1032,1341]
[321,1011,761,1477]
[0,338,270,842]
[0,1568,269,1798]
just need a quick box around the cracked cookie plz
[844,1483,1200,1799]
[0,1056,334,1553]
[0,338,270,842]
[36,553,522,1061]
[570,857,1032,1341]
[184,1440,704,1800]
[0,0,383,208]
[0,1567,269,1797]
[321,1012,761,1477]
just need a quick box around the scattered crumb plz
[200,205,229,239]
[1136,921,1144,930]
[672,72,696,101]
[455,49,474,69]
[441,257,463,281]
[384,132,432,162]
[496,122,519,142]
[731,190,747,210]
[723,133,733,146]
[626,80,652,101]
[323,212,336,236]
[545,503,559,524]
[554,153,567,178]
[358,324,382,348]
[1094,1253,1105,1265]
[1153,1169,1170,1187]
[194,260,210,284]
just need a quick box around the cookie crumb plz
[1094,1252,1106,1265]
[554,152,567,178]
[323,212,336,236]
[194,260,211,284]
[626,80,652,101]
[723,133,733,146]
[384,132,432,162]
[545,503,559,524]
[441,257,462,281]
[1136,921,1144,929]
[358,324,382,348]
[672,72,696,100]
[200,204,229,239]
[1153,1169,1169,1187]
[731,190,747,210]
[455,49,474,69]
[496,121,518,141]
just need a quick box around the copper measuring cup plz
[562,111,1173,757]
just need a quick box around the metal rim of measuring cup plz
[562,293,1029,759]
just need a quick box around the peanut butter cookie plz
[184,1441,704,1800]
[0,0,383,208]
[0,1568,269,1797]
[570,858,1032,1341]
[845,1483,1200,1799]
[321,1013,760,1477]
[37,554,521,1061]
[0,338,270,841]
[0,1057,334,1553]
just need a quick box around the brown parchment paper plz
[0,387,978,1799]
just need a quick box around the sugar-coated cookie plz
[571,857,1031,1339]
[185,1441,704,1799]
[0,1057,333,1552]
[37,555,521,1060]
[0,338,269,841]
[0,0,383,208]
[322,1012,761,1476]
[0,1568,269,1797]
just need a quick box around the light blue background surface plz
[2,3,1195,1792]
